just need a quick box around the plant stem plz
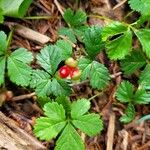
[24,16,59,20]
[7,29,14,51]
[88,91,103,101]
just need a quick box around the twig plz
[54,0,64,16]
[113,0,127,10]
[106,112,116,150]
[110,72,122,78]
[11,92,36,101]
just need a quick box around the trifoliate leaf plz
[78,58,110,90]
[128,0,150,16]
[63,8,87,27]
[34,117,66,141]
[0,0,32,18]
[37,97,51,107]
[51,78,71,96]
[56,96,71,114]
[120,103,135,123]
[115,81,134,103]
[56,40,72,59]
[102,21,127,41]
[106,28,132,60]
[10,48,33,63]
[71,99,90,119]
[58,27,77,43]
[55,123,84,150]
[120,50,146,75]
[83,26,104,58]
[0,31,7,55]
[139,64,150,90]
[44,102,66,122]
[0,56,6,85]
[72,113,103,136]
[37,45,62,75]
[135,29,150,58]
[134,88,150,104]
[7,48,33,86]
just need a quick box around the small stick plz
[113,0,127,10]
[11,92,36,101]
[54,0,64,16]
[106,112,116,150]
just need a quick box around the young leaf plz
[0,31,7,55]
[106,28,132,60]
[55,123,84,150]
[134,88,150,104]
[7,48,33,86]
[72,113,103,137]
[120,103,135,123]
[44,102,66,121]
[56,96,71,114]
[51,78,71,96]
[139,64,150,90]
[58,27,77,43]
[34,102,67,141]
[0,0,32,18]
[83,26,104,58]
[63,8,87,27]
[134,29,150,58]
[102,21,128,41]
[71,99,90,119]
[115,81,134,103]
[78,58,110,90]
[120,50,146,75]
[0,56,6,85]
[128,0,150,16]
[30,69,52,97]
[56,40,72,59]
[37,45,62,75]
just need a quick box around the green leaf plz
[135,29,150,58]
[83,26,104,58]
[0,31,7,55]
[44,102,66,122]
[115,81,134,103]
[56,96,71,114]
[37,45,62,75]
[37,97,51,107]
[71,99,90,119]
[55,123,84,150]
[0,8,4,23]
[120,103,135,123]
[63,8,87,27]
[7,48,33,86]
[0,0,32,18]
[128,0,150,16]
[120,50,146,75]
[56,40,72,59]
[34,117,66,141]
[139,64,150,90]
[72,113,103,136]
[134,88,150,104]
[78,58,110,89]
[58,27,77,43]
[106,28,132,60]
[0,56,6,85]
[51,78,71,96]
[102,21,128,41]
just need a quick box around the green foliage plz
[120,51,146,75]
[0,31,33,86]
[83,26,104,58]
[0,0,32,23]
[128,0,150,16]
[58,9,88,43]
[78,58,110,90]
[116,81,150,122]
[34,98,103,149]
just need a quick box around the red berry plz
[70,68,81,80]
[65,57,78,68]
[58,65,71,78]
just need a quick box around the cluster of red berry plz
[58,57,81,80]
